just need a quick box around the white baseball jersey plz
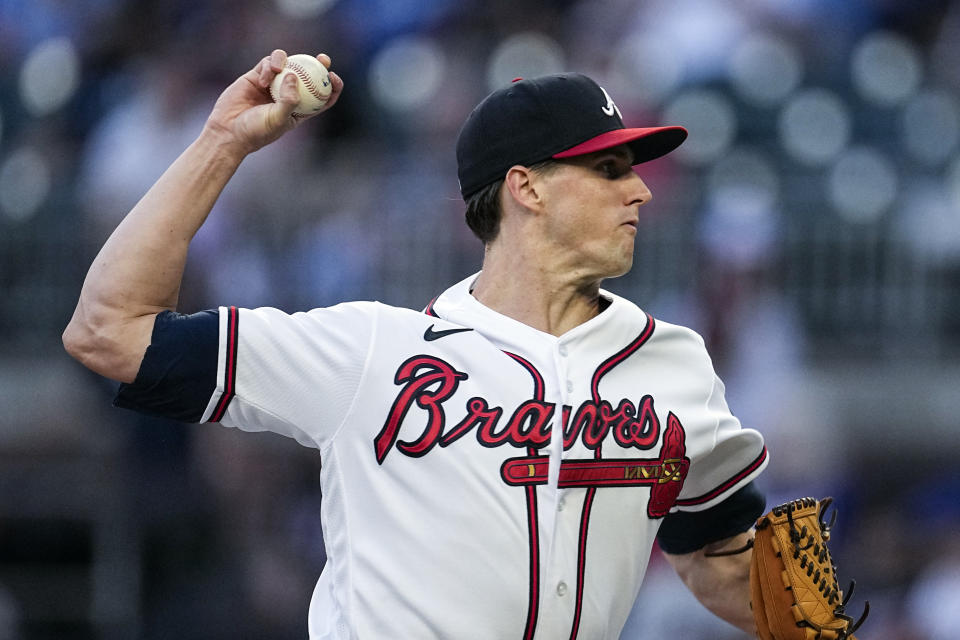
[182,272,767,639]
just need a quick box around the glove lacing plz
[780,498,870,638]
[703,497,870,638]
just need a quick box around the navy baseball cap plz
[456,73,687,198]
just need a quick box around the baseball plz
[269,54,332,116]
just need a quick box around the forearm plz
[82,129,244,314]
[64,129,246,382]
[64,49,343,383]
[663,531,755,634]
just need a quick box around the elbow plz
[61,307,144,383]
[62,312,114,375]
[63,315,95,365]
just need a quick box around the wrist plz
[196,123,255,163]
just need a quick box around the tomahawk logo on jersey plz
[115,272,767,640]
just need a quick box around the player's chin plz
[604,251,634,279]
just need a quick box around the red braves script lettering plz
[375,356,662,465]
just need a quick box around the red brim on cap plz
[552,126,688,164]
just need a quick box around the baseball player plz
[64,50,769,638]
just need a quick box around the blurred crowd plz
[1,0,959,638]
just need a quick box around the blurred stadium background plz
[1,0,959,638]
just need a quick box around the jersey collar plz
[430,271,625,349]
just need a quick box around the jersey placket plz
[532,338,584,639]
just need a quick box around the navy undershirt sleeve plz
[656,482,766,554]
[113,309,219,423]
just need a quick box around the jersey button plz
[558,344,568,357]
[566,380,573,393]
[557,496,566,512]
[557,581,568,596]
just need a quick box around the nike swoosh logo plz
[423,324,474,341]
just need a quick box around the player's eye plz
[597,161,628,179]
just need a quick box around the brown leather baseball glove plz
[749,497,869,639]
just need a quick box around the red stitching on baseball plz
[287,60,328,103]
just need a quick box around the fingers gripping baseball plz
[204,50,343,155]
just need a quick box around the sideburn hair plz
[462,159,559,244]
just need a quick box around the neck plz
[471,242,603,337]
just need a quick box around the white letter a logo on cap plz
[600,87,622,119]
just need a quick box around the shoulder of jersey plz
[602,292,708,352]
[643,315,714,369]
[646,315,705,346]
[302,300,443,321]
[346,301,476,342]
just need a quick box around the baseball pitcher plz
[65,50,863,639]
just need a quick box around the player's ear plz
[503,165,544,214]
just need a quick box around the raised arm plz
[63,50,343,383]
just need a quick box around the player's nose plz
[626,172,653,207]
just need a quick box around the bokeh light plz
[900,89,960,167]
[646,0,747,81]
[662,89,737,165]
[18,37,80,117]
[486,31,564,91]
[706,146,780,206]
[702,147,781,265]
[274,0,338,18]
[369,35,445,113]
[0,146,52,221]
[895,178,960,263]
[827,146,897,223]
[728,33,803,107]
[851,31,922,107]
[948,156,960,210]
[943,156,960,214]
[779,88,851,165]
[609,34,684,109]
